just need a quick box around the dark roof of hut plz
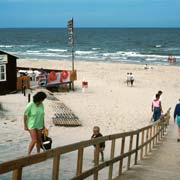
[0,50,18,59]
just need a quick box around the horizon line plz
[0,26,180,29]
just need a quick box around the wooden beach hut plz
[0,51,18,95]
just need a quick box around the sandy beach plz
[0,58,179,179]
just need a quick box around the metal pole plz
[71,18,75,91]
[72,47,75,91]
[68,17,75,91]
[28,93,31,103]
[72,45,74,71]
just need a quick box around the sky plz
[0,0,179,28]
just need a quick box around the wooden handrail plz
[0,108,171,180]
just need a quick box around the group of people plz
[126,72,134,87]
[168,56,176,64]
[24,90,180,160]
[24,91,105,161]
[151,90,180,142]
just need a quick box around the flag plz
[68,28,73,34]
[67,18,74,46]
[67,19,73,27]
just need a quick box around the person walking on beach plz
[174,99,180,142]
[126,73,131,86]
[152,93,163,121]
[24,91,47,155]
[91,126,105,162]
[129,72,134,87]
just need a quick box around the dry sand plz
[0,58,179,179]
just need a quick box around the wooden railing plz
[0,108,171,180]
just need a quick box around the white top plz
[127,74,131,81]
[130,74,134,80]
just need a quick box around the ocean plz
[0,28,180,65]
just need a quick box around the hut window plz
[0,64,6,81]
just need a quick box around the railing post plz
[108,139,116,180]
[94,144,100,180]
[135,131,139,165]
[149,127,152,152]
[76,148,84,176]
[162,120,165,136]
[161,121,163,139]
[153,126,155,147]
[119,137,125,176]
[158,122,161,141]
[156,125,158,144]
[145,128,149,156]
[52,155,60,180]
[140,130,144,160]
[12,168,22,180]
[127,134,133,170]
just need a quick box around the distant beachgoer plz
[32,70,36,81]
[91,126,105,162]
[126,73,131,86]
[168,56,172,63]
[144,64,148,70]
[152,93,163,121]
[168,56,176,64]
[173,56,176,64]
[40,68,46,75]
[129,73,134,86]
[173,99,180,142]
[24,91,47,155]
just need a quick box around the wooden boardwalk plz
[0,109,171,180]
[115,122,180,180]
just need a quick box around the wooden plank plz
[71,148,137,180]
[12,168,22,180]
[155,125,158,144]
[162,120,165,136]
[76,148,84,176]
[149,127,152,152]
[119,137,125,176]
[108,139,116,180]
[52,155,60,180]
[160,122,163,139]
[153,126,156,147]
[127,134,133,170]
[140,130,144,160]
[94,144,100,180]
[109,131,137,140]
[0,136,108,174]
[145,128,149,156]
[158,123,161,141]
[135,131,140,165]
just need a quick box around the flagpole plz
[68,17,75,90]
[71,18,74,90]
[72,18,74,72]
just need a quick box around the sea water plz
[0,28,180,64]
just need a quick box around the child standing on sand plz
[91,126,105,162]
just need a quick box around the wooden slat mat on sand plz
[51,101,81,127]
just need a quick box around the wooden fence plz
[0,108,171,180]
